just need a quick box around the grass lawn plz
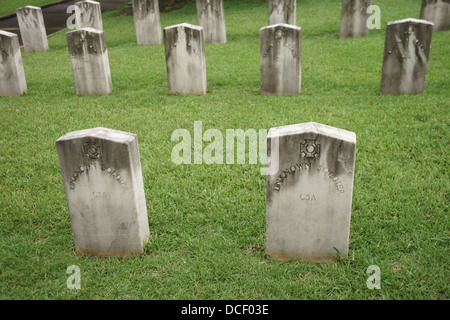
[0,0,448,300]
[0,0,63,17]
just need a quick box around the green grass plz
[0,0,449,300]
[0,0,62,16]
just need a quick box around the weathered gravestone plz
[260,23,301,95]
[0,31,27,97]
[195,0,226,43]
[420,0,450,31]
[16,6,49,52]
[56,127,150,257]
[164,23,207,95]
[268,0,296,26]
[339,0,372,39]
[266,122,357,262]
[66,28,112,95]
[132,0,162,45]
[75,0,103,31]
[380,18,433,95]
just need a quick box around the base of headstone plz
[66,28,113,95]
[266,122,356,262]
[260,24,302,96]
[56,127,150,258]
[196,0,227,43]
[16,6,49,52]
[420,0,450,31]
[339,0,372,39]
[380,18,434,95]
[75,0,103,31]
[164,23,207,95]
[0,31,27,96]
[132,0,162,45]
[268,0,296,26]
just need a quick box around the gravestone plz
[56,127,150,257]
[420,0,450,31]
[268,0,296,26]
[380,18,433,95]
[132,0,162,45]
[0,31,27,97]
[260,23,301,95]
[164,23,207,95]
[195,0,226,43]
[66,28,112,95]
[339,0,372,39]
[75,0,103,31]
[266,122,356,262]
[16,6,49,52]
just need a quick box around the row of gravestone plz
[1,1,449,262]
[1,0,448,97]
[55,122,356,262]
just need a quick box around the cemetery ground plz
[0,0,448,299]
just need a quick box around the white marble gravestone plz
[56,127,150,257]
[16,6,49,52]
[0,31,27,97]
[260,24,301,95]
[75,0,103,31]
[266,122,356,262]
[339,0,372,39]
[195,0,226,43]
[380,18,434,95]
[164,23,207,95]
[66,28,112,95]
[132,0,162,45]
[420,0,450,31]
[268,0,296,26]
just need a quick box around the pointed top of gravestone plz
[76,0,100,4]
[56,127,137,144]
[67,27,104,35]
[267,122,356,143]
[164,23,203,32]
[260,23,302,32]
[0,30,18,37]
[20,6,41,9]
[388,18,434,26]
